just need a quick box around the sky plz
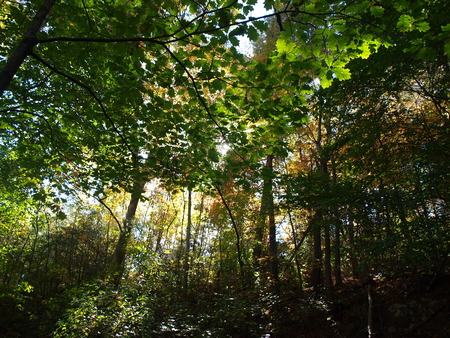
[237,0,270,56]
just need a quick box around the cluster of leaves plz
[1,0,450,336]
[53,281,156,338]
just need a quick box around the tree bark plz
[313,113,333,294]
[182,188,192,299]
[331,154,343,287]
[319,157,333,295]
[324,222,333,296]
[334,222,343,287]
[265,155,279,287]
[368,282,374,338]
[310,210,323,288]
[347,212,359,278]
[112,180,146,283]
[286,203,304,289]
[0,0,57,96]
[253,194,264,267]
[254,154,278,289]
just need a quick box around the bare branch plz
[96,196,123,232]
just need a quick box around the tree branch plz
[216,184,244,270]
[29,52,137,161]
[36,11,291,45]
[161,44,251,167]
[96,196,123,232]
[0,0,57,96]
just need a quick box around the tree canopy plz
[1,0,450,337]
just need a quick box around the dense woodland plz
[1,0,450,337]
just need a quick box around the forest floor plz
[277,273,450,338]
[1,273,450,337]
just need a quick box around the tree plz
[182,188,192,299]
[2,1,450,335]
[0,0,57,95]
[1,0,417,200]
[299,0,450,280]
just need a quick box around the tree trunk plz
[0,0,57,96]
[286,204,303,290]
[334,222,343,287]
[368,282,374,338]
[319,146,332,295]
[253,197,264,268]
[265,155,279,288]
[254,154,278,289]
[216,185,244,275]
[347,212,359,278]
[310,210,323,288]
[324,222,333,296]
[182,188,192,299]
[331,154,343,287]
[112,180,146,283]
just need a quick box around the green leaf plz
[210,79,224,92]
[253,20,268,32]
[442,24,450,32]
[208,148,220,163]
[248,25,259,42]
[343,0,370,14]
[358,41,372,59]
[444,40,450,56]
[334,67,351,81]
[264,0,274,10]
[320,75,333,88]
[56,211,67,220]
[218,10,232,27]
[229,35,239,46]
[415,22,430,32]
[370,5,384,18]
[397,14,414,32]
[273,0,282,11]
[230,26,246,37]
[417,47,436,60]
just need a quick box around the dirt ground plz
[277,273,450,338]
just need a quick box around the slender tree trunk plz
[0,0,57,96]
[216,185,245,276]
[334,223,343,287]
[310,210,323,288]
[176,195,187,296]
[324,222,333,296]
[112,180,146,283]
[311,114,326,289]
[368,282,374,338]
[331,154,343,287]
[255,155,279,284]
[318,154,332,295]
[265,155,279,287]
[313,114,334,294]
[253,200,264,268]
[183,188,192,299]
[253,154,278,290]
[286,204,303,289]
[347,212,359,278]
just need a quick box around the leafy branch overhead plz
[0,0,441,193]
[1,1,450,337]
